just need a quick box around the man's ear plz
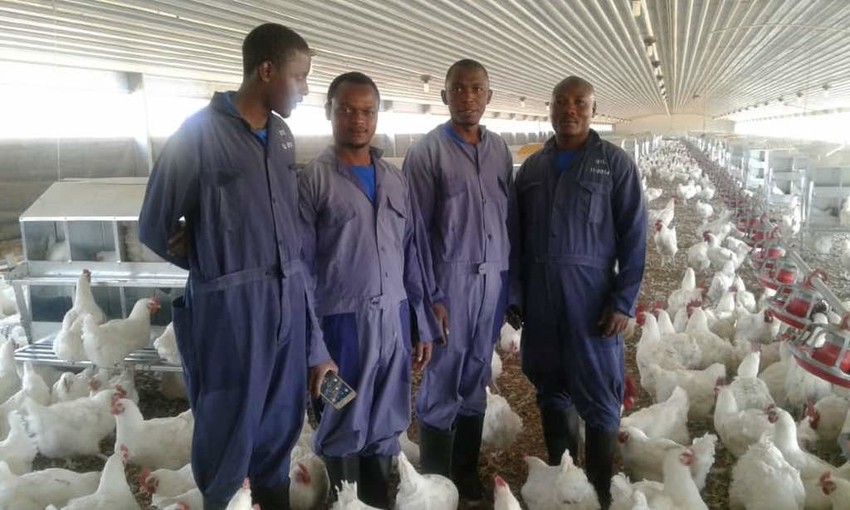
[441,89,448,106]
[592,100,597,117]
[325,102,332,121]
[258,61,274,83]
[486,89,493,105]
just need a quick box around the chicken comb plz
[494,475,507,488]
[138,468,153,493]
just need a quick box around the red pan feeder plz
[767,270,830,329]
[758,259,799,290]
[751,241,786,271]
[786,313,850,388]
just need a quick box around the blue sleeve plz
[403,142,445,305]
[610,150,648,317]
[297,169,331,367]
[138,121,201,270]
[507,160,527,311]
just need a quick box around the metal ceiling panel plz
[0,0,848,124]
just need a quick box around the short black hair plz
[326,72,381,105]
[445,59,489,84]
[242,23,310,77]
[553,76,596,96]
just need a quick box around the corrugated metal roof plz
[0,0,848,124]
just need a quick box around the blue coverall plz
[139,91,330,507]
[508,130,647,432]
[404,122,513,430]
[298,146,434,457]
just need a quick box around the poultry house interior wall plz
[614,114,733,136]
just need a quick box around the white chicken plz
[811,234,834,256]
[82,297,160,367]
[648,198,676,228]
[644,187,663,203]
[290,445,329,510]
[783,356,834,415]
[648,363,725,420]
[0,461,100,510]
[156,487,202,510]
[820,472,850,510]
[483,387,523,451]
[493,475,522,510]
[395,451,458,510]
[140,463,197,508]
[620,386,689,445]
[113,396,193,470]
[685,309,735,371]
[713,386,774,458]
[728,352,774,411]
[665,268,703,318]
[522,451,599,510]
[50,370,92,404]
[499,323,521,355]
[57,452,141,509]
[0,362,50,437]
[617,427,716,491]
[728,433,805,510]
[491,350,503,385]
[154,322,181,366]
[635,314,687,396]
[611,449,707,510]
[0,410,37,475]
[53,269,106,362]
[25,388,120,458]
[653,220,678,266]
[0,338,21,403]
[797,394,850,447]
[686,238,711,273]
[331,481,380,510]
[705,260,736,303]
[734,307,780,346]
[399,430,420,467]
[694,200,714,222]
[224,478,255,510]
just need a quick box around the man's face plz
[442,67,492,128]
[265,50,311,118]
[328,82,378,149]
[551,83,596,138]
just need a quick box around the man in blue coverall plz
[404,59,513,505]
[298,72,437,509]
[139,24,336,510]
[508,76,647,509]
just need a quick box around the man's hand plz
[432,302,449,345]
[167,223,190,259]
[598,307,630,338]
[505,305,523,331]
[309,359,339,399]
[413,341,433,372]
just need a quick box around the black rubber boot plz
[418,420,454,477]
[451,414,485,506]
[585,427,617,510]
[359,455,393,509]
[251,480,291,510]
[540,406,581,466]
[323,455,361,502]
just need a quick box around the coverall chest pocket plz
[213,168,245,231]
[576,180,610,224]
[385,194,408,247]
[319,203,357,229]
[442,171,468,199]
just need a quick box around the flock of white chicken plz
[3,139,850,509]
[616,142,850,510]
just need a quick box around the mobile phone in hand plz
[320,371,356,410]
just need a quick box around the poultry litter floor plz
[13,140,850,509]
